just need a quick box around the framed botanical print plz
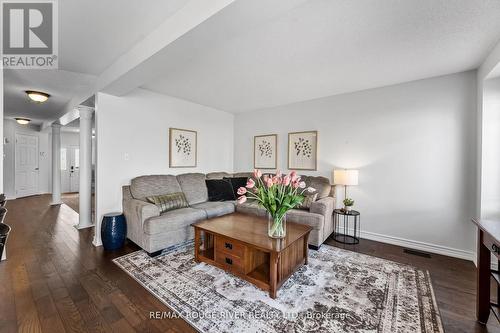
[169,128,197,168]
[288,131,318,170]
[254,134,277,169]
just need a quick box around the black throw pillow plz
[205,179,236,201]
[223,177,249,198]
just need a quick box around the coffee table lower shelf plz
[193,226,309,299]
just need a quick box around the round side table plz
[333,209,360,244]
[101,213,127,251]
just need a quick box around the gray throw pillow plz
[146,192,188,213]
[296,193,318,210]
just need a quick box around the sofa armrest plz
[310,196,335,217]
[124,198,160,225]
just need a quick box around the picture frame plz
[254,134,277,169]
[169,128,197,168]
[288,131,318,170]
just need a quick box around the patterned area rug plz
[113,242,443,333]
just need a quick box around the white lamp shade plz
[333,169,359,186]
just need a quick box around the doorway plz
[15,133,39,197]
[61,146,80,193]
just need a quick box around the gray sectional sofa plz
[122,172,335,256]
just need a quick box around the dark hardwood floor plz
[61,193,95,222]
[61,192,80,213]
[0,194,499,333]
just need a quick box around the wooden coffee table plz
[192,212,312,298]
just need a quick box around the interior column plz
[51,123,62,205]
[76,106,94,229]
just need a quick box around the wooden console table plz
[472,217,500,324]
[192,213,312,299]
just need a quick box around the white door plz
[61,146,80,193]
[15,134,39,197]
[70,147,80,192]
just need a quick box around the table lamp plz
[333,169,359,200]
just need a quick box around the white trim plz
[4,191,49,201]
[92,238,103,247]
[14,133,40,198]
[356,229,476,262]
[75,224,94,230]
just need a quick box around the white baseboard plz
[9,191,49,200]
[356,229,476,263]
[92,238,103,247]
[75,224,94,230]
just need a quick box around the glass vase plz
[267,212,287,238]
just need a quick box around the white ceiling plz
[141,0,500,112]
[3,69,95,125]
[4,0,500,122]
[59,0,191,75]
[3,0,191,123]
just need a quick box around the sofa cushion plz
[286,209,324,230]
[301,176,331,199]
[205,179,235,201]
[143,207,207,235]
[176,173,208,205]
[206,172,232,179]
[236,201,267,217]
[146,192,189,214]
[296,193,318,210]
[130,175,182,201]
[191,201,235,219]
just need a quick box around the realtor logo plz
[1,0,58,68]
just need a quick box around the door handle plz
[34,167,39,170]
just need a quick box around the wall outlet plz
[124,153,130,161]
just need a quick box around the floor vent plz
[403,248,432,258]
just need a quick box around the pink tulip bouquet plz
[237,169,315,238]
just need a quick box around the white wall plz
[0,69,3,194]
[94,88,234,245]
[3,119,51,198]
[234,71,477,259]
[477,38,500,218]
[481,77,500,220]
[61,131,80,147]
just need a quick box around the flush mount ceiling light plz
[15,117,31,125]
[25,90,50,103]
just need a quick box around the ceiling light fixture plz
[25,90,50,103]
[15,117,31,125]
